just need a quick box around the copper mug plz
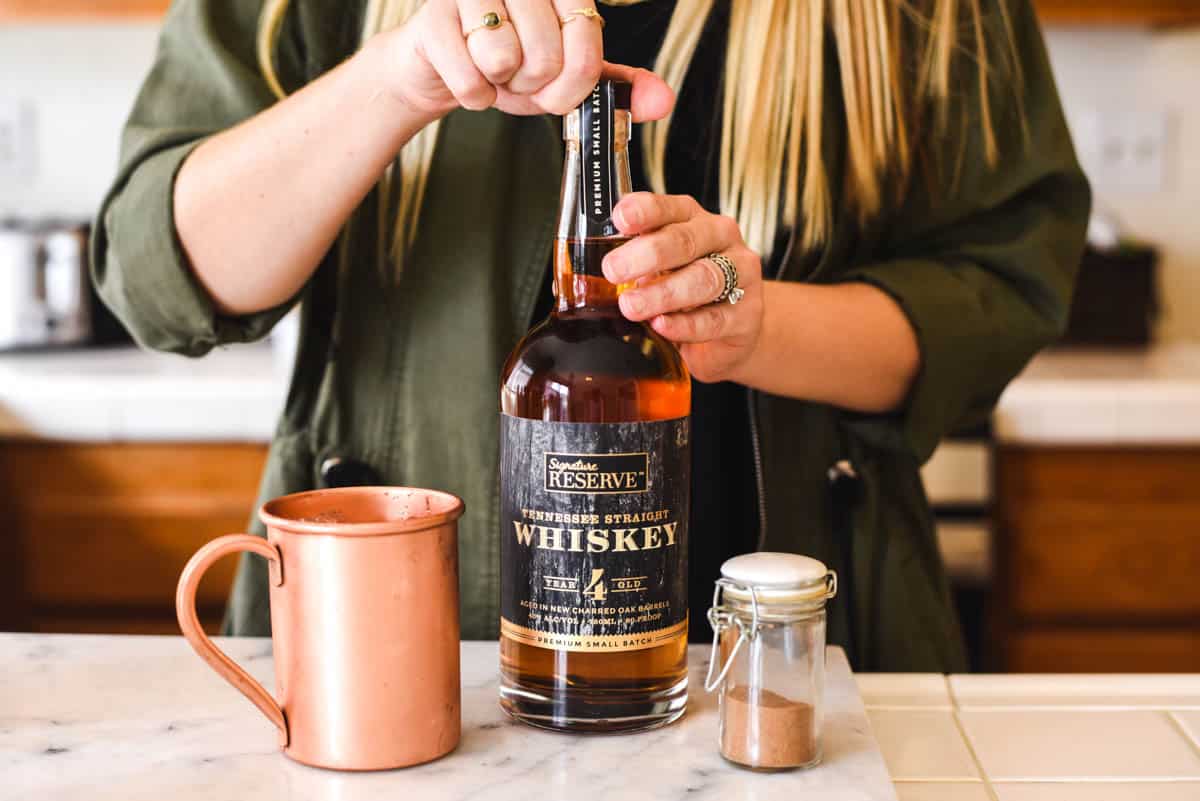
[176,486,464,771]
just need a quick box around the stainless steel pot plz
[0,220,93,350]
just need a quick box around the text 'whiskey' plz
[498,80,691,732]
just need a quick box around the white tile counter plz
[857,671,1200,800]
[4,342,1197,446]
[994,343,1200,445]
[0,344,286,441]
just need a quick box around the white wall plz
[0,20,1197,341]
[1044,26,1200,343]
[0,23,160,219]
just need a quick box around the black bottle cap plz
[578,79,632,118]
[609,80,632,112]
[574,80,632,239]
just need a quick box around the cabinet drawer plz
[22,508,249,606]
[1,442,267,610]
[0,442,267,498]
[996,446,1200,620]
[0,1,171,21]
[31,613,224,636]
[1008,627,1200,672]
[1004,506,1200,619]
[996,447,1200,505]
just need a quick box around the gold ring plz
[559,8,605,28]
[464,11,509,37]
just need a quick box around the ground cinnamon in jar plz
[720,686,817,769]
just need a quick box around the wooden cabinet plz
[0,1,169,20]
[2,0,1198,25]
[1035,0,1200,26]
[993,447,1200,672]
[0,442,268,635]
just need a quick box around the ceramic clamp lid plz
[718,552,838,606]
[704,552,838,693]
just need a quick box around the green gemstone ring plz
[464,11,508,37]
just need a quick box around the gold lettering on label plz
[501,618,688,653]
[612,529,639,551]
[513,522,535,546]
[643,525,662,550]
[537,527,565,551]
[515,522,681,553]
[567,528,585,552]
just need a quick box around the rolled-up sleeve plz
[838,0,1091,464]
[91,0,303,356]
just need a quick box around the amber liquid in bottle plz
[498,82,691,732]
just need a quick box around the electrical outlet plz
[1070,107,1171,193]
[0,98,36,182]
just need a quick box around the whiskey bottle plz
[498,80,691,732]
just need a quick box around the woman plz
[93,0,1088,670]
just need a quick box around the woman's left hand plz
[603,192,764,383]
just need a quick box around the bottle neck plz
[554,93,633,314]
[553,236,630,313]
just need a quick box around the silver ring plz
[708,253,744,306]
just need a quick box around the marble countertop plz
[2,342,1198,445]
[4,635,1200,801]
[2,634,894,801]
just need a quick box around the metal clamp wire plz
[703,578,761,692]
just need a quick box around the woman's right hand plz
[176,0,672,318]
[369,0,674,121]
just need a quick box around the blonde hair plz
[258,0,1020,272]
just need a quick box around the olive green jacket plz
[92,0,1089,671]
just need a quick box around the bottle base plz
[499,674,689,734]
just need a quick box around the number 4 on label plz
[583,569,607,602]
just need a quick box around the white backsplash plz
[0,23,159,220]
[0,19,1197,341]
[1044,26,1200,343]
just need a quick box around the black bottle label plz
[579,82,619,239]
[500,414,690,652]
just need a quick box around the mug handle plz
[175,534,288,747]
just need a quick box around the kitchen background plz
[1,2,1197,673]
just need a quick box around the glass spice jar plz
[705,552,838,771]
